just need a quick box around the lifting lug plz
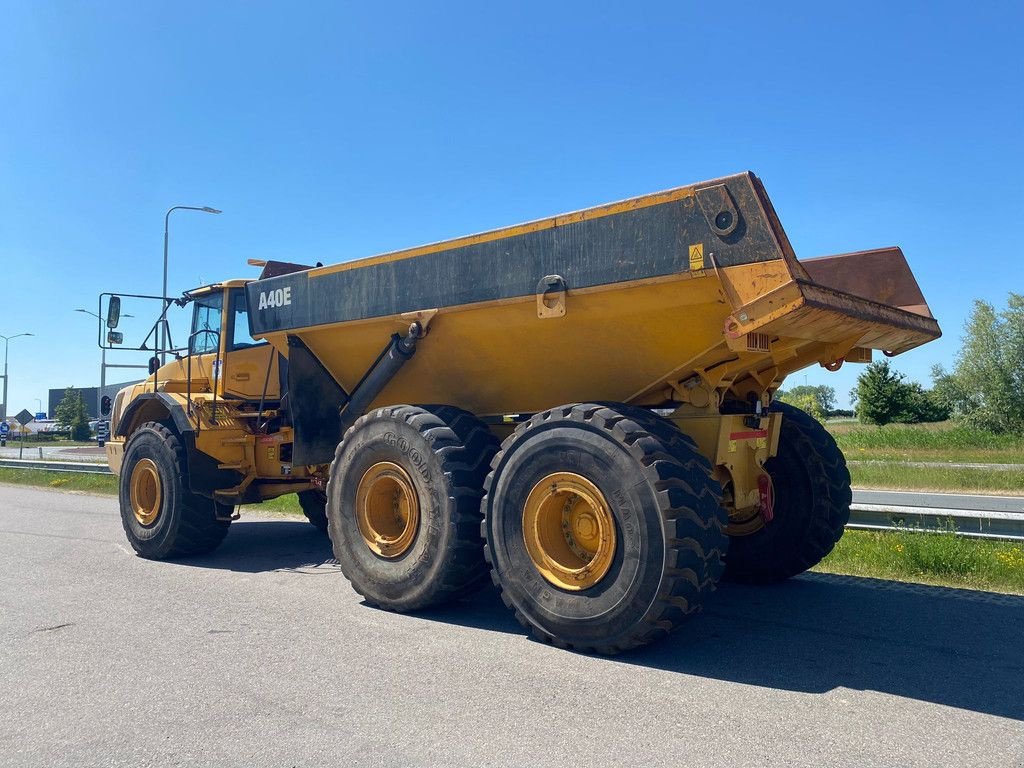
[536,275,567,318]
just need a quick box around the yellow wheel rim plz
[522,472,617,591]
[355,461,420,558]
[130,458,162,526]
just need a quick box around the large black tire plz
[723,401,851,583]
[119,422,232,559]
[297,489,328,533]
[482,403,727,654]
[326,404,499,611]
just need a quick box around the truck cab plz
[103,278,318,517]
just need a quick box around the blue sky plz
[1,1,1021,413]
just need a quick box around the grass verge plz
[816,528,1024,594]
[829,420,1024,464]
[0,467,309,514]
[848,463,1024,494]
[246,494,303,515]
[0,467,117,494]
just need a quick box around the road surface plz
[1,484,1022,767]
[0,445,106,462]
[853,489,1024,513]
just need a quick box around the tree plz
[54,387,91,441]
[784,392,825,420]
[939,294,1024,433]
[898,381,950,423]
[776,384,836,417]
[852,360,909,426]
[930,363,968,417]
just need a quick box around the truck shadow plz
[182,518,340,573]
[423,572,1024,722]
[186,519,1024,721]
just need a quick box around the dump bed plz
[246,172,939,415]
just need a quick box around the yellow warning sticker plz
[689,243,704,271]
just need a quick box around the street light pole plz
[0,332,34,422]
[75,310,107,417]
[162,205,222,362]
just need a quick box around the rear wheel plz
[723,402,851,583]
[297,489,328,533]
[326,405,499,611]
[119,422,232,559]
[483,403,727,654]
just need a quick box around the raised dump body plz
[104,171,939,654]
[247,171,937,445]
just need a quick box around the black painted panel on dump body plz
[247,172,783,336]
[286,335,349,466]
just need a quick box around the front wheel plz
[723,402,851,583]
[119,422,232,559]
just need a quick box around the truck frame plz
[100,172,940,653]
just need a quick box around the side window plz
[229,290,264,350]
[190,292,223,354]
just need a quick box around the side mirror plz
[148,356,160,375]
[100,395,112,416]
[107,330,123,345]
[106,296,121,329]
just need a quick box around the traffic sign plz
[0,422,9,436]
[15,409,34,426]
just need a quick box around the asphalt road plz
[0,445,106,462]
[1,485,1022,767]
[853,489,1024,514]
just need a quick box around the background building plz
[48,381,139,420]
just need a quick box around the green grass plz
[849,463,1024,494]
[829,420,1024,464]
[0,466,310,514]
[0,467,118,494]
[245,494,303,515]
[817,528,1024,594]
[829,421,1024,491]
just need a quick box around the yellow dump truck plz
[100,172,939,653]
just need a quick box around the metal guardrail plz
[847,505,1024,540]
[0,458,111,474]
[1,458,1022,541]
[848,504,1024,541]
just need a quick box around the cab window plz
[190,292,223,354]
[229,290,264,351]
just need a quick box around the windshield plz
[190,292,223,354]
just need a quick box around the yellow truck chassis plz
[101,171,939,653]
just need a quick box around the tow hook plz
[758,473,774,523]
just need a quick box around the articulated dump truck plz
[102,172,939,653]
